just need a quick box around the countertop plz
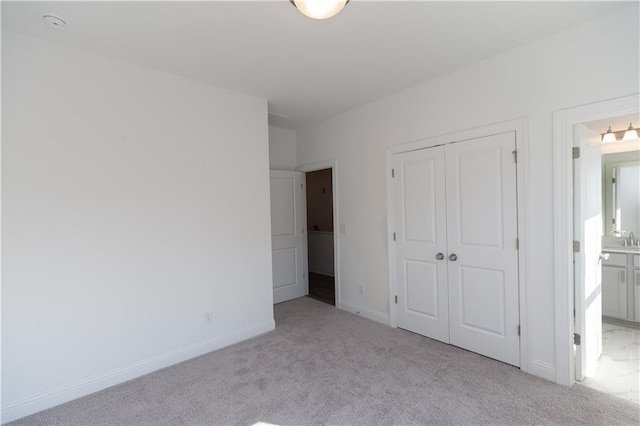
[602,246,640,254]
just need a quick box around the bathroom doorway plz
[574,112,640,405]
[305,167,336,306]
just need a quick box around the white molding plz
[514,119,531,374]
[297,159,340,309]
[1,320,275,424]
[386,118,529,156]
[529,359,557,382]
[339,300,391,326]
[552,94,639,387]
[386,118,532,373]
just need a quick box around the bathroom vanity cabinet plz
[602,249,640,323]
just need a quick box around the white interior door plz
[394,147,450,343]
[446,132,520,367]
[270,170,306,304]
[573,124,603,380]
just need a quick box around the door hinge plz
[573,240,581,253]
[516,238,519,250]
[393,232,396,241]
[512,150,517,163]
[395,295,398,304]
[391,168,395,178]
[517,325,521,337]
[572,147,580,159]
[612,177,616,184]
[574,333,581,345]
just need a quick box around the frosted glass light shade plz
[291,0,349,20]
[622,123,639,141]
[601,126,617,143]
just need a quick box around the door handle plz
[436,253,445,260]
[449,254,458,261]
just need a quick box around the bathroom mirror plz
[603,151,640,237]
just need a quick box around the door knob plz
[449,253,458,261]
[436,253,445,260]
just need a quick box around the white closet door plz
[445,132,520,366]
[270,170,306,304]
[394,147,450,343]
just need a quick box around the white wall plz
[268,126,297,170]
[296,5,639,381]
[2,31,274,422]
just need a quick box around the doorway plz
[553,94,639,387]
[573,113,640,404]
[305,168,336,305]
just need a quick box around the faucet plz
[629,232,636,247]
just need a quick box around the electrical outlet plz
[358,284,364,295]
[202,311,213,325]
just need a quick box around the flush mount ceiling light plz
[290,0,349,20]
[601,123,639,143]
[43,14,67,30]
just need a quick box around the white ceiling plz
[2,1,631,129]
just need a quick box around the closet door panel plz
[445,132,520,367]
[394,147,449,343]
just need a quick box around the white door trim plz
[297,160,340,309]
[552,93,639,387]
[386,118,531,373]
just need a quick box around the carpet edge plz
[1,319,276,424]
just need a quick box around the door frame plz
[297,160,340,308]
[386,118,530,373]
[552,93,639,386]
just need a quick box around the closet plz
[393,132,520,366]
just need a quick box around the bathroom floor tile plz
[578,320,640,405]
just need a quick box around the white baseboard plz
[1,320,275,424]
[339,301,390,326]
[529,359,557,383]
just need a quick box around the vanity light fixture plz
[622,123,639,141]
[290,0,349,20]
[601,126,617,143]
[601,123,639,143]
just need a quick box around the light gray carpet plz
[9,297,640,425]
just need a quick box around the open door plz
[270,170,306,304]
[573,124,603,381]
